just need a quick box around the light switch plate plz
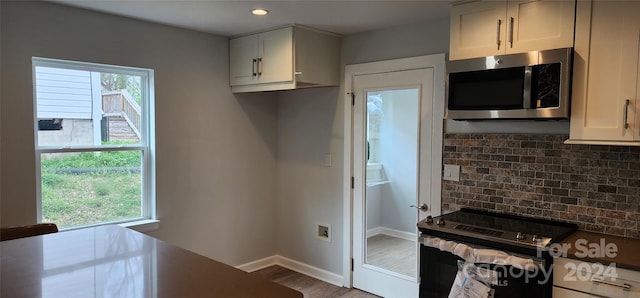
[443,164,461,182]
[324,154,332,167]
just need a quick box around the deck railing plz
[102,90,141,139]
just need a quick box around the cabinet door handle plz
[509,17,514,48]
[496,19,502,50]
[252,59,257,77]
[592,277,632,291]
[257,58,263,76]
[623,99,630,135]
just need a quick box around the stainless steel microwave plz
[446,48,573,120]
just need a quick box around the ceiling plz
[47,0,452,37]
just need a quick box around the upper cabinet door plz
[230,34,259,86]
[257,27,294,85]
[450,1,506,61]
[449,0,576,61]
[569,0,640,143]
[507,0,576,53]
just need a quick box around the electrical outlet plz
[317,224,331,242]
[443,164,461,181]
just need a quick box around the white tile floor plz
[366,234,417,277]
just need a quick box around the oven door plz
[419,236,551,298]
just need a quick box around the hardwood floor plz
[251,265,380,298]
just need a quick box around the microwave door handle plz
[523,66,533,109]
[496,19,502,50]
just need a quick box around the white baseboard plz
[236,255,345,287]
[366,226,384,238]
[367,227,417,241]
[235,255,278,272]
[276,255,345,287]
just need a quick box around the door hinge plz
[351,176,354,189]
[348,92,355,106]
[351,258,354,271]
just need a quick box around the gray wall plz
[276,87,344,274]
[366,184,383,231]
[274,19,451,276]
[0,1,278,266]
[379,90,420,233]
[341,20,450,65]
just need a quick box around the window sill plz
[119,219,160,233]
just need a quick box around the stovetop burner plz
[418,208,577,250]
[454,224,504,237]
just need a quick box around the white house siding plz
[35,66,93,119]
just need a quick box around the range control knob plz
[436,218,445,226]
[532,235,542,242]
[516,232,526,240]
[425,216,434,224]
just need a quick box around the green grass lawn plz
[41,150,142,228]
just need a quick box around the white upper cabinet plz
[567,0,640,144]
[230,27,293,88]
[229,26,340,93]
[229,33,261,86]
[257,28,295,85]
[450,1,506,60]
[507,0,576,53]
[449,0,576,60]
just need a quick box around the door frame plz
[342,54,446,287]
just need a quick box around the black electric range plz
[418,208,577,254]
[417,208,578,298]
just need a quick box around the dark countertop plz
[558,231,640,272]
[1,225,303,298]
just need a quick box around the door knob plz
[410,203,428,212]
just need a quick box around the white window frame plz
[32,57,156,230]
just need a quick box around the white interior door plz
[348,62,443,297]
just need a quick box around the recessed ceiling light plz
[251,9,268,16]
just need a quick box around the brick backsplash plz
[442,133,640,239]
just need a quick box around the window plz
[33,57,155,230]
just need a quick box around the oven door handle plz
[420,235,545,271]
